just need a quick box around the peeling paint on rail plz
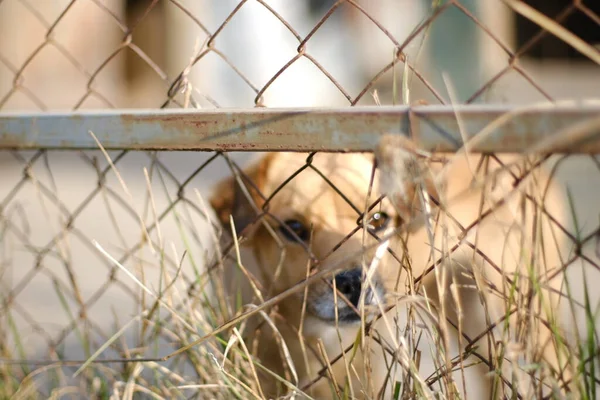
[0,104,599,153]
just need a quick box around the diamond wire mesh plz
[0,0,599,398]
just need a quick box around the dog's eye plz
[280,219,310,242]
[368,211,390,232]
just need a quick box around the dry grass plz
[3,72,600,400]
[1,124,599,400]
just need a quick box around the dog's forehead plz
[264,153,376,212]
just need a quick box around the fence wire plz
[0,0,599,399]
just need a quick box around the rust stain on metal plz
[0,132,24,148]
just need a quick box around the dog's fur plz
[210,149,569,399]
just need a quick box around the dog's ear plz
[210,154,275,235]
[375,134,440,225]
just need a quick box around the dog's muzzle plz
[309,267,386,323]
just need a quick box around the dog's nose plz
[334,268,362,308]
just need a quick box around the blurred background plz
[0,0,599,393]
[2,0,599,110]
[0,0,600,111]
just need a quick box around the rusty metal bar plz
[0,104,599,153]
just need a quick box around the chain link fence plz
[1,0,599,398]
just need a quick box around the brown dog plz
[210,146,569,399]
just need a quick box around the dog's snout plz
[334,268,362,308]
[312,266,384,323]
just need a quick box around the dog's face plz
[210,153,399,324]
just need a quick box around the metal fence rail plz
[2,104,600,152]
